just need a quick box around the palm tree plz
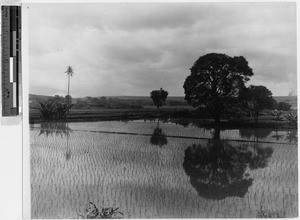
[65,66,74,110]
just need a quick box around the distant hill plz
[29,94,52,102]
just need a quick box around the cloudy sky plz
[28,2,297,97]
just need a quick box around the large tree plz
[183,53,253,124]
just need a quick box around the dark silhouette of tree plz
[245,85,275,123]
[183,128,273,200]
[150,88,168,116]
[183,53,253,125]
[150,119,168,147]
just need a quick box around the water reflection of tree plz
[271,130,284,141]
[65,132,71,161]
[183,128,273,200]
[239,129,272,142]
[150,119,168,147]
[38,122,72,161]
[39,122,72,138]
[285,130,297,144]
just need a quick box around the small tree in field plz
[150,88,168,116]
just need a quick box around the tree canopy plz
[183,53,253,124]
[150,88,169,109]
[245,85,275,121]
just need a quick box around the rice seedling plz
[77,202,123,219]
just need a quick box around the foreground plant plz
[256,205,285,218]
[78,202,123,219]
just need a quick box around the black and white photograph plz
[27,2,297,218]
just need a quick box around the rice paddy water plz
[30,120,298,218]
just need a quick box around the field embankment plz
[29,107,297,129]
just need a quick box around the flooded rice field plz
[30,120,298,218]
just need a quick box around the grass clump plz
[78,202,123,219]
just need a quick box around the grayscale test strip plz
[2,6,21,116]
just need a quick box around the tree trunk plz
[214,114,220,125]
[255,111,258,125]
[67,75,70,115]
[157,106,159,119]
[212,127,220,140]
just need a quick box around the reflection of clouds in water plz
[183,133,273,200]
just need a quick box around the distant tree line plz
[73,97,146,109]
[30,96,189,111]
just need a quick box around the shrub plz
[277,102,292,111]
[37,96,73,120]
[285,111,297,125]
